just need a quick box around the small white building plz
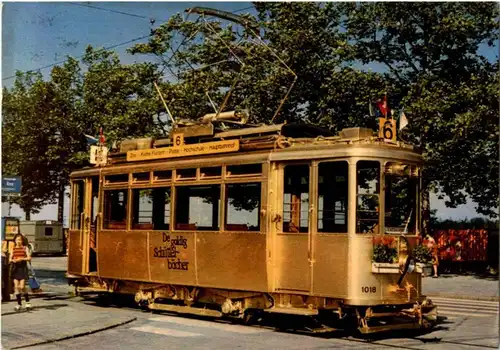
[20,220,64,255]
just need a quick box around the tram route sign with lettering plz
[378,118,397,143]
[2,176,22,197]
[90,145,109,166]
[127,139,240,162]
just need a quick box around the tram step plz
[304,326,338,333]
[359,321,421,334]
[148,303,223,318]
[366,311,409,318]
[263,307,319,316]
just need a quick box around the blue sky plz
[1,2,495,223]
[2,2,254,83]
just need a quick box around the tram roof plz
[73,121,422,176]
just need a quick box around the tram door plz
[275,164,312,292]
[87,176,99,273]
[68,177,99,275]
[68,179,91,275]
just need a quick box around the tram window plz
[90,176,99,249]
[154,170,172,181]
[356,161,380,233]
[44,227,53,236]
[385,167,418,234]
[133,172,150,182]
[226,164,262,177]
[175,185,220,231]
[283,165,309,233]
[71,181,85,229]
[176,168,197,180]
[200,166,222,178]
[103,189,128,229]
[318,161,348,233]
[226,183,261,231]
[105,174,129,184]
[132,188,171,230]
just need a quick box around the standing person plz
[426,234,439,278]
[9,233,32,311]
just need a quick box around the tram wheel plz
[243,309,263,326]
[138,300,147,310]
[243,310,255,325]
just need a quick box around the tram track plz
[71,294,497,349]
[10,317,137,349]
[285,325,498,349]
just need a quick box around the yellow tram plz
[67,115,437,333]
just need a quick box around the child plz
[425,234,439,278]
[9,233,32,311]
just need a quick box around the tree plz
[129,2,498,219]
[342,2,499,218]
[2,72,63,219]
[129,3,388,131]
[78,46,163,142]
[2,46,163,220]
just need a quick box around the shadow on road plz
[1,303,69,316]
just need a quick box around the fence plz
[433,229,489,262]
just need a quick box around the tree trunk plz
[57,183,65,224]
[25,210,31,221]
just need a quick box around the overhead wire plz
[158,5,255,80]
[3,5,256,82]
[68,3,151,20]
[2,34,152,81]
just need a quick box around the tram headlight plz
[398,255,416,287]
[407,258,415,274]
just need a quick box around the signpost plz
[1,177,21,302]
[2,176,22,196]
[2,176,22,216]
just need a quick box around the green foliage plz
[372,244,398,263]
[342,2,499,217]
[413,244,432,263]
[2,47,162,216]
[431,216,499,230]
[2,72,61,216]
[2,2,498,219]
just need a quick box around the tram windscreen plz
[356,161,380,233]
[318,161,348,233]
[384,166,418,234]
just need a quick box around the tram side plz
[67,141,436,332]
[67,152,275,303]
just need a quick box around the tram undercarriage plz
[69,275,437,334]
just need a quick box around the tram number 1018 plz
[361,286,377,293]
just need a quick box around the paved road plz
[422,274,499,299]
[9,257,496,349]
[10,296,498,350]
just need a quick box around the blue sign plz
[2,176,22,194]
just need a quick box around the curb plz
[10,316,137,349]
[427,293,500,302]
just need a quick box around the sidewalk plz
[1,296,136,349]
[422,274,499,301]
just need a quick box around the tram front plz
[345,154,437,333]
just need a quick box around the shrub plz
[413,243,432,263]
[372,235,398,263]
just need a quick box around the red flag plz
[376,96,388,117]
[99,127,105,144]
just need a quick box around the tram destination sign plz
[127,139,240,162]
